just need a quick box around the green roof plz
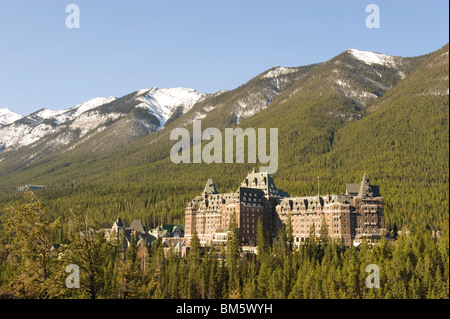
[154,224,185,232]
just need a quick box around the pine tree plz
[306,223,317,260]
[189,230,202,262]
[1,191,64,298]
[256,259,272,298]
[63,206,111,299]
[319,216,330,248]
[285,212,294,251]
[256,218,268,258]
[226,211,241,294]
[275,226,287,258]
[126,231,137,266]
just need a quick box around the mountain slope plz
[0,88,205,166]
[0,97,116,154]
[0,45,447,232]
[267,43,449,227]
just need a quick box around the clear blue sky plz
[0,0,448,116]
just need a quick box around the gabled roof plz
[161,224,185,232]
[129,219,146,233]
[172,225,184,233]
[123,229,155,246]
[151,224,185,233]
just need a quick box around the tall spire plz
[362,173,368,183]
[358,173,371,198]
[203,178,218,196]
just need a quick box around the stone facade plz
[185,169,288,246]
[185,171,385,248]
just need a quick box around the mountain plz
[0,44,447,232]
[0,108,23,126]
[0,97,116,154]
[0,47,420,162]
[0,87,205,161]
[0,64,319,168]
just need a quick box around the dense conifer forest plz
[0,192,447,299]
[0,45,448,299]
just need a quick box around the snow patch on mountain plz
[135,87,205,129]
[70,111,122,137]
[34,108,65,120]
[335,79,378,101]
[137,118,153,134]
[0,123,35,149]
[263,67,297,79]
[235,100,259,124]
[18,123,55,147]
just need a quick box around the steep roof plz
[129,219,146,233]
[203,178,218,195]
[358,173,370,197]
[239,170,289,198]
[114,217,125,228]
[346,174,381,197]
[155,224,185,233]
[357,173,381,197]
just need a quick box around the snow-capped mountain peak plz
[0,88,204,157]
[348,49,397,67]
[0,108,23,125]
[0,96,118,154]
[53,96,117,125]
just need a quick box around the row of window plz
[242,196,262,202]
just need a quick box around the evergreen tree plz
[126,231,137,266]
[285,212,294,251]
[275,226,287,258]
[319,216,330,247]
[1,191,64,298]
[63,207,111,299]
[256,218,268,258]
[226,211,241,296]
[189,230,202,262]
[306,223,317,260]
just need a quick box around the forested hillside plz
[0,44,448,300]
[0,44,448,240]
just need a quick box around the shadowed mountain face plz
[0,44,447,230]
